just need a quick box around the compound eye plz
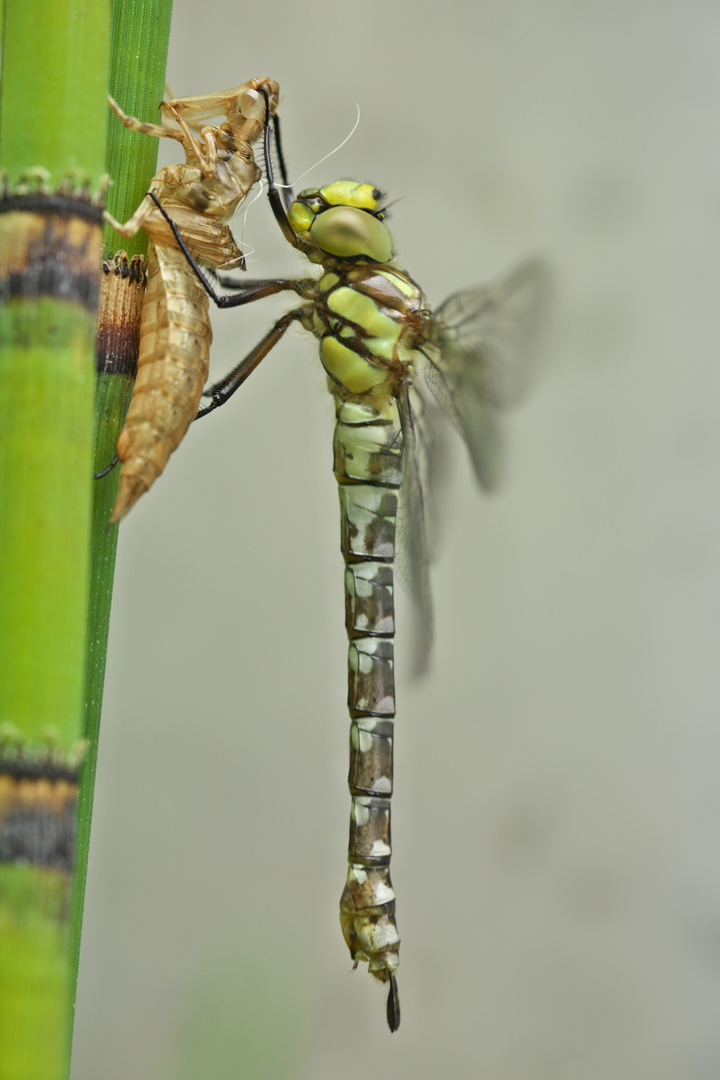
[240,89,264,121]
[310,205,393,262]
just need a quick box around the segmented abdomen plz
[111,242,212,522]
[336,394,403,985]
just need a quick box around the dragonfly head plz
[288,182,394,264]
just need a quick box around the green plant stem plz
[0,0,109,188]
[0,868,75,1080]
[69,0,174,1069]
[103,0,176,260]
[0,300,97,740]
[0,0,111,1075]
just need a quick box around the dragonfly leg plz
[162,101,219,178]
[210,270,316,298]
[196,308,305,418]
[94,454,119,480]
[104,183,165,239]
[108,94,185,143]
[146,191,301,308]
[258,88,303,251]
[271,112,294,211]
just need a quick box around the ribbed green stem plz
[83,0,173,737]
[0,0,111,1076]
[0,867,74,1080]
[0,303,96,737]
[70,0,174,1066]
[103,0,176,260]
[0,0,109,190]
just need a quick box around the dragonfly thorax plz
[289,182,393,264]
[307,263,427,398]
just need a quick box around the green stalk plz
[0,0,109,189]
[71,0,174,1061]
[0,0,111,1076]
[83,0,174,750]
[103,0,176,261]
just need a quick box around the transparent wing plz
[420,258,548,490]
[395,383,433,675]
[406,382,451,563]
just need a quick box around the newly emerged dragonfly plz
[102,76,279,521]
[152,94,545,1031]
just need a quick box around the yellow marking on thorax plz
[319,271,341,293]
[320,337,390,394]
[327,287,400,344]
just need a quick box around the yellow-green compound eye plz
[310,205,393,263]
[319,181,382,212]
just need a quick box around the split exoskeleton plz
[102,77,280,521]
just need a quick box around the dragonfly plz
[102,77,280,521]
[151,92,546,1031]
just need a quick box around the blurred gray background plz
[72,1,720,1077]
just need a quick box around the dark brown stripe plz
[0,770,77,871]
[0,192,104,224]
[96,251,146,375]
[0,757,80,783]
[0,196,103,311]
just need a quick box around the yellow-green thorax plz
[305,263,427,398]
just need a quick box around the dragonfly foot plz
[94,454,118,479]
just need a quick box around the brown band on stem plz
[0,192,104,223]
[96,251,146,375]
[0,753,81,872]
[0,194,103,311]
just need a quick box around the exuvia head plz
[288,181,394,264]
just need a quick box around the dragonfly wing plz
[406,383,452,561]
[396,383,434,675]
[421,258,548,490]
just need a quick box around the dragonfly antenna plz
[232,179,265,260]
[223,181,274,271]
[276,102,361,191]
